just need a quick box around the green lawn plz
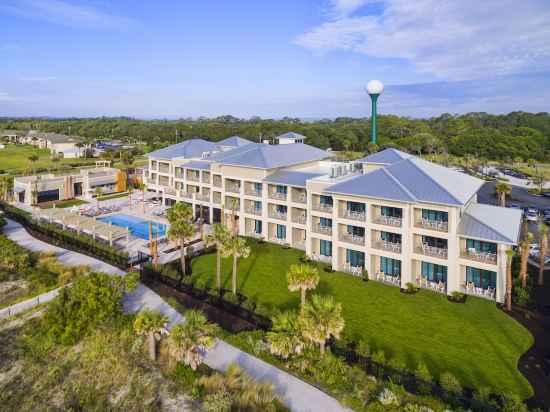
[98,192,128,201]
[40,199,89,209]
[0,144,96,172]
[190,239,533,398]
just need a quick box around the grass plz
[0,144,96,173]
[190,239,534,398]
[98,192,128,201]
[39,199,89,209]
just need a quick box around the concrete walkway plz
[1,219,347,412]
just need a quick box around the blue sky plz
[0,0,549,118]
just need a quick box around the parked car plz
[526,211,539,222]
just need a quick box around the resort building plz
[1,130,88,158]
[14,162,123,204]
[144,136,522,304]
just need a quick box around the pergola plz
[38,208,129,246]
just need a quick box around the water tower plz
[367,80,384,145]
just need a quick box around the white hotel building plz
[144,135,522,304]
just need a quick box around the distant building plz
[1,130,88,158]
[275,132,307,145]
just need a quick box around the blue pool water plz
[98,214,167,240]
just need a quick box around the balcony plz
[187,174,200,182]
[269,192,287,201]
[372,240,402,254]
[292,214,306,225]
[339,233,365,246]
[373,215,402,228]
[341,263,364,276]
[245,207,262,216]
[340,210,366,222]
[416,244,448,259]
[293,240,306,251]
[311,253,332,264]
[213,177,222,188]
[226,185,241,194]
[313,224,332,236]
[416,218,448,232]
[418,277,447,294]
[312,203,333,214]
[163,187,176,196]
[374,272,401,287]
[460,249,497,265]
[462,283,495,300]
[245,188,262,197]
[268,210,287,221]
[196,193,210,202]
[291,192,307,204]
[180,191,194,200]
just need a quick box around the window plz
[422,209,448,222]
[346,249,365,267]
[380,231,401,243]
[276,224,286,239]
[319,217,332,228]
[254,201,262,211]
[346,225,364,237]
[466,267,496,288]
[466,239,497,254]
[421,262,447,283]
[276,185,287,194]
[254,182,262,193]
[422,235,447,249]
[320,195,333,205]
[380,257,401,277]
[254,220,262,234]
[346,201,365,213]
[320,239,332,256]
[381,206,402,218]
[276,204,287,214]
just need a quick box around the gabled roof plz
[183,161,211,171]
[276,132,307,141]
[325,153,483,206]
[148,139,218,160]
[217,136,253,147]
[325,168,416,203]
[209,143,333,169]
[357,148,411,165]
[264,170,325,188]
[458,203,522,245]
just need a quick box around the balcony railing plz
[268,210,287,221]
[180,191,194,200]
[416,244,448,259]
[245,207,262,216]
[460,249,497,265]
[163,187,176,196]
[213,178,222,188]
[212,196,222,205]
[226,185,241,194]
[245,189,262,197]
[292,214,306,225]
[373,240,402,254]
[416,219,448,232]
[269,192,287,201]
[196,193,210,202]
[311,253,332,264]
[341,263,363,276]
[293,240,306,251]
[373,215,402,227]
[292,193,307,204]
[201,175,210,184]
[462,283,496,300]
[339,233,365,246]
[312,203,333,213]
[187,174,200,182]
[418,277,447,294]
[313,224,332,236]
[374,271,401,287]
[340,210,366,222]
[224,202,240,211]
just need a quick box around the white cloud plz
[327,0,372,18]
[296,0,550,80]
[0,0,137,31]
[19,76,57,82]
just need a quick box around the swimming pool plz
[98,214,167,240]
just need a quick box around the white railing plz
[416,244,448,259]
[461,249,497,265]
[375,272,401,287]
[269,192,287,201]
[313,224,332,236]
[416,219,448,232]
[341,263,363,276]
[292,193,307,204]
[245,189,262,197]
[418,277,447,294]
[226,185,241,194]
[196,193,210,202]
[269,210,287,220]
[340,210,366,222]
[292,215,306,224]
[340,233,365,246]
[246,207,262,216]
[373,240,402,254]
[312,203,333,213]
[311,253,332,264]
[462,283,496,300]
[187,174,200,182]
[373,215,402,227]
[293,241,306,251]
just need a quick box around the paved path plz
[1,219,347,412]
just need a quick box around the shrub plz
[387,357,406,382]
[242,297,257,312]
[194,277,208,291]
[404,404,435,412]
[439,371,462,397]
[202,390,232,412]
[372,349,386,365]
[405,282,418,293]
[356,339,370,358]
[172,363,202,391]
[450,291,465,301]
[223,292,240,306]
[514,286,530,307]
[378,388,399,406]
[501,393,529,412]
[414,362,433,395]
[362,269,369,281]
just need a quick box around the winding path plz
[2,218,348,412]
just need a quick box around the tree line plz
[2,111,550,161]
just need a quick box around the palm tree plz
[27,154,39,174]
[495,181,512,207]
[519,231,534,288]
[266,310,306,359]
[167,202,195,279]
[286,264,319,313]
[133,309,168,361]
[222,235,250,295]
[136,181,146,212]
[204,224,231,291]
[199,363,278,411]
[168,310,217,370]
[506,249,514,311]
[301,294,344,357]
[93,186,103,207]
[127,184,134,209]
[538,223,548,286]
